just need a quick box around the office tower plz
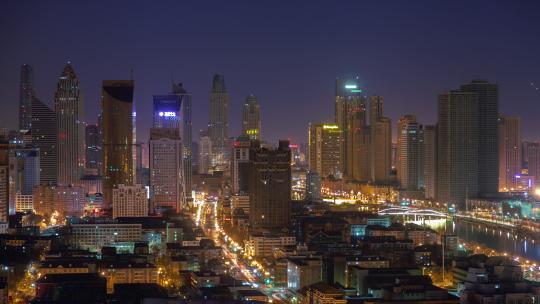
[31,97,57,185]
[335,77,364,177]
[172,83,193,200]
[19,64,35,132]
[305,171,321,201]
[437,91,479,208]
[134,143,144,186]
[132,109,137,183]
[249,140,291,229]
[498,116,522,191]
[209,74,229,169]
[198,132,212,174]
[0,143,10,221]
[231,135,252,194]
[423,125,437,199]
[112,184,148,218]
[149,94,185,213]
[369,96,392,183]
[85,124,102,172]
[101,80,134,207]
[33,184,85,217]
[11,148,40,195]
[348,99,370,182]
[242,94,261,140]
[54,63,84,186]
[460,80,498,195]
[523,142,540,184]
[308,123,341,178]
[396,115,424,190]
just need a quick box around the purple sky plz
[1,0,540,145]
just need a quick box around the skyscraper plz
[460,80,499,195]
[150,95,185,212]
[305,171,321,201]
[231,135,252,194]
[369,96,392,183]
[523,142,540,184]
[209,74,229,169]
[242,94,261,140]
[249,140,291,229]
[437,91,479,208]
[19,64,35,132]
[0,142,11,222]
[101,80,134,207]
[55,63,84,186]
[172,83,192,200]
[335,77,365,178]
[198,131,212,175]
[423,125,437,200]
[85,124,102,172]
[347,99,370,182]
[498,116,522,191]
[396,115,424,190]
[31,97,57,185]
[308,123,341,178]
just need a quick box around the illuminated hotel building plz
[308,123,341,178]
[54,63,84,186]
[242,94,261,140]
[498,115,522,191]
[101,80,134,207]
[209,74,229,169]
[149,95,185,212]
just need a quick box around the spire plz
[60,62,77,79]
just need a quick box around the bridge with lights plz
[378,206,448,219]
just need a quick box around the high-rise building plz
[242,94,261,140]
[209,74,229,169]
[231,135,252,194]
[437,91,479,208]
[55,63,84,186]
[10,148,40,195]
[249,140,291,229]
[112,184,148,218]
[423,125,437,200]
[523,142,540,184]
[369,96,392,183]
[0,142,11,221]
[101,80,134,207]
[396,115,424,190]
[308,123,341,178]
[305,171,321,201]
[335,77,365,178]
[31,97,57,185]
[85,124,102,172]
[460,80,499,195]
[149,94,185,213]
[347,99,370,182]
[19,64,35,132]
[198,131,212,175]
[498,116,522,191]
[172,83,192,200]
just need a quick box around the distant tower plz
[231,135,252,194]
[172,83,193,199]
[85,124,102,173]
[31,97,57,185]
[396,115,424,190]
[423,125,437,200]
[198,130,212,174]
[54,63,84,186]
[437,91,479,208]
[308,123,341,178]
[305,171,321,201]
[498,116,522,191]
[101,80,134,208]
[242,94,261,140]
[369,96,392,183]
[209,74,229,169]
[19,64,35,132]
[523,142,540,184]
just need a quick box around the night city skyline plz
[2,1,540,144]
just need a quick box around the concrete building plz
[31,97,57,185]
[101,80,134,207]
[498,116,522,191]
[15,193,33,212]
[231,194,250,214]
[112,184,148,218]
[33,185,85,216]
[305,171,321,201]
[70,222,142,252]
[287,257,322,291]
[54,63,84,186]
[396,115,424,191]
[437,91,479,208]
[423,125,437,200]
[308,123,341,178]
[244,233,296,257]
[19,64,35,132]
[523,141,540,184]
[198,131,212,174]
[172,83,193,201]
[249,140,291,229]
[209,74,229,169]
[85,123,102,172]
[242,94,261,140]
[231,135,251,194]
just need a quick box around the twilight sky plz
[1,0,540,145]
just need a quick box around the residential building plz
[498,116,522,191]
[112,184,148,218]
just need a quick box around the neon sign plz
[158,111,176,117]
